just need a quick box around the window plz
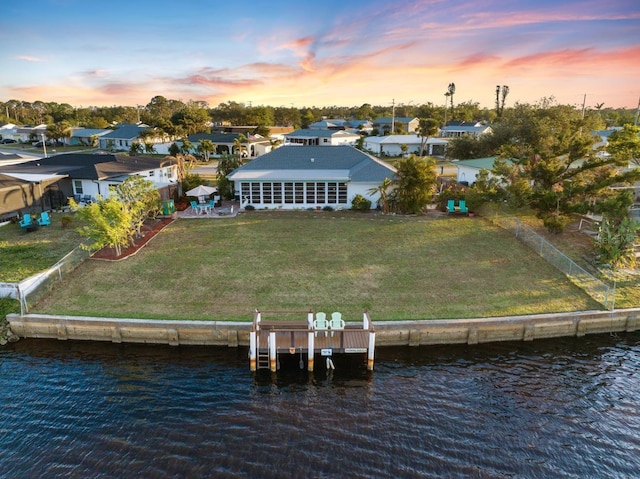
[74,180,83,194]
[251,183,260,203]
[316,182,326,203]
[149,170,155,177]
[295,183,304,204]
[327,182,337,203]
[306,183,316,203]
[263,183,273,204]
[273,182,282,204]
[241,182,250,202]
[284,182,294,204]
[338,183,348,203]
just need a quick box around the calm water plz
[1,333,639,478]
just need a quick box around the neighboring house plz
[0,153,178,216]
[227,145,396,210]
[372,117,419,135]
[98,123,150,151]
[363,134,448,157]
[15,124,48,143]
[439,121,492,139]
[454,156,513,185]
[67,128,111,146]
[308,119,347,130]
[0,123,18,141]
[284,129,361,146]
[186,132,272,158]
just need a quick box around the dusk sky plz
[1,0,639,110]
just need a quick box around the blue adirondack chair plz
[19,214,33,229]
[446,199,456,213]
[458,200,468,214]
[38,211,52,226]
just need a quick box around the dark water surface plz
[1,333,639,478]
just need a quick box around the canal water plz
[1,333,639,478]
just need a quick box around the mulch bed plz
[91,217,174,261]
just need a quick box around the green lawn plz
[0,212,85,282]
[30,211,606,321]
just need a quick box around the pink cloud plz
[15,55,43,62]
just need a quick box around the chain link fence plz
[12,245,91,315]
[487,214,612,309]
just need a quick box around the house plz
[98,123,150,151]
[186,132,273,158]
[0,153,178,216]
[15,124,48,143]
[227,145,396,210]
[308,119,347,130]
[67,128,111,147]
[439,121,492,139]
[454,156,513,185]
[283,129,361,146]
[363,134,448,157]
[372,117,419,135]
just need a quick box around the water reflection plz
[1,334,639,478]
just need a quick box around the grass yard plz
[0,212,85,282]
[32,211,604,321]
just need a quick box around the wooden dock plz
[249,310,375,372]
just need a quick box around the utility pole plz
[391,99,395,134]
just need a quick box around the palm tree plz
[418,118,439,156]
[197,139,216,161]
[447,83,456,118]
[367,177,393,213]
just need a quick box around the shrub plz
[351,194,372,211]
[244,205,255,211]
[542,212,570,234]
[322,206,334,212]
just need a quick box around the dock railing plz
[249,309,375,372]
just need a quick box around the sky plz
[1,0,639,110]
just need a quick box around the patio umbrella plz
[185,185,217,202]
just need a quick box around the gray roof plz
[101,124,148,140]
[0,153,169,181]
[228,146,396,183]
[372,117,417,125]
[71,128,111,137]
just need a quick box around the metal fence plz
[487,214,612,309]
[14,245,91,315]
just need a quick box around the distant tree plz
[144,141,156,154]
[129,141,144,156]
[607,124,640,167]
[180,139,194,155]
[46,121,72,144]
[418,118,439,156]
[197,139,216,161]
[168,142,180,157]
[217,154,244,200]
[447,82,456,118]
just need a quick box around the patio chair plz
[329,312,345,336]
[190,200,202,215]
[446,199,456,214]
[458,200,468,214]
[314,312,329,337]
[207,200,216,214]
[37,211,51,226]
[19,214,33,229]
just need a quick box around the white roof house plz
[363,134,449,157]
[228,145,396,210]
[454,157,514,185]
[284,129,361,146]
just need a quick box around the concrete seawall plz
[7,309,640,348]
